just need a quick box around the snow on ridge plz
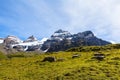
[12,38,48,47]
[12,41,42,47]
[52,31,71,37]
[40,38,48,44]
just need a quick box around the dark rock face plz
[41,29,111,52]
[26,45,40,51]
[42,38,72,52]
[73,31,94,39]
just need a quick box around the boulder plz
[42,56,56,62]
[72,54,80,58]
[57,58,65,62]
[93,53,105,60]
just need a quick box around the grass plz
[0,44,120,80]
[0,51,7,60]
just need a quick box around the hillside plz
[0,44,120,80]
[66,44,120,52]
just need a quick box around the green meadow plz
[0,44,120,80]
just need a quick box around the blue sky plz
[0,0,120,42]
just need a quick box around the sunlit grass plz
[0,44,120,80]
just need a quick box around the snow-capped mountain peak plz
[51,29,72,40]
[4,35,23,45]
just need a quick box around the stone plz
[72,54,80,58]
[42,56,56,62]
[57,58,65,62]
[93,53,105,60]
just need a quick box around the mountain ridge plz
[0,29,111,52]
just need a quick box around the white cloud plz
[61,0,120,42]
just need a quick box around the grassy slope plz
[0,45,120,80]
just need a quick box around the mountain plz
[0,29,111,52]
[2,35,48,52]
[41,29,111,52]
[4,35,23,48]
[12,36,46,51]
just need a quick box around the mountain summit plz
[24,35,37,42]
[4,35,22,47]
[51,29,72,40]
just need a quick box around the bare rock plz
[42,56,56,62]
[72,54,80,58]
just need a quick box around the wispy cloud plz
[61,0,120,42]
